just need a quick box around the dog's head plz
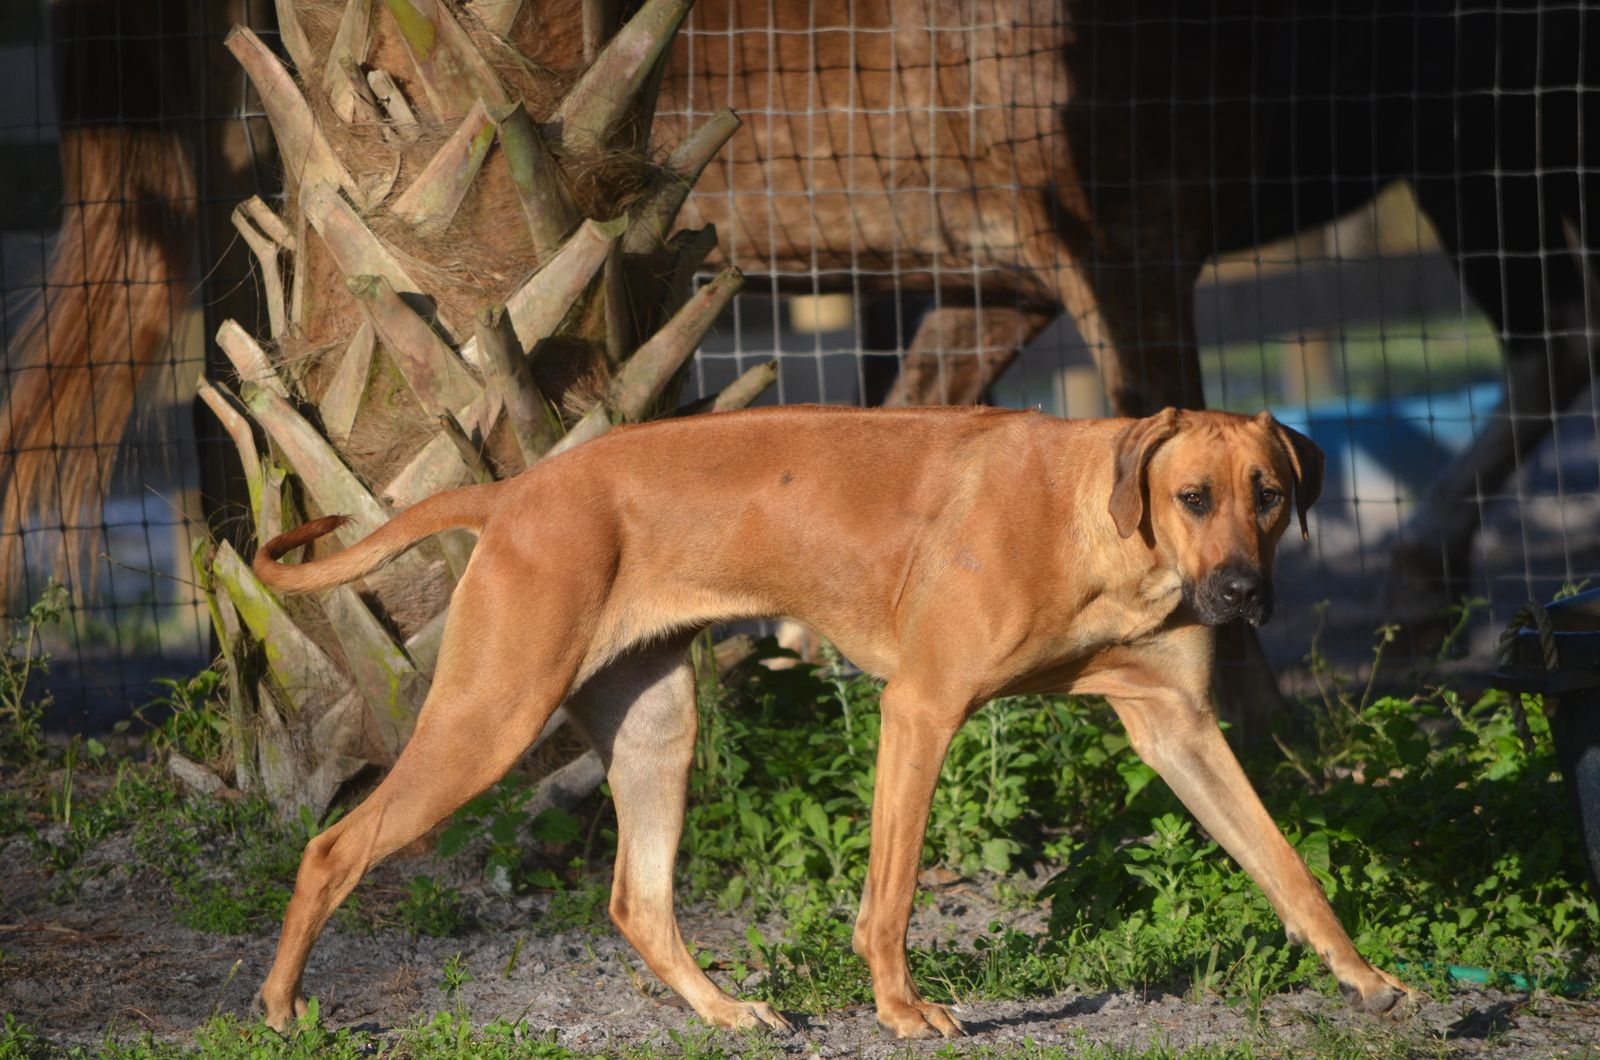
[1109,409,1324,627]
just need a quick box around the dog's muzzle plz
[1189,564,1274,627]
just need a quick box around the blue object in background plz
[1271,382,1504,502]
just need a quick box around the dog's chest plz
[981,577,1184,695]
[1044,569,1184,658]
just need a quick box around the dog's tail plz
[253,482,502,593]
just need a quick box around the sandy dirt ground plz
[3,829,1598,1058]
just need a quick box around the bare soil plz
[3,830,1597,1058]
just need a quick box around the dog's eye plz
[1178,490,1209,515]
[1257,487,1283,511]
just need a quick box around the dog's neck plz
[1043,430,1190,646]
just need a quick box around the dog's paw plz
[877,1000,965,1039]
[728,1000,794,1034]
[1376,970,1423,1020]
[1339,970,1418,1019]
[255,991,309,1033]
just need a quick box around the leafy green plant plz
[0,580,68,762]
[131,788,301,934]
[50,734,81,826]
[678,659,1122,918]
[440,776,583,895]
[441,952,475,1010]
[0,1014,47,1060]
[652,1024,785,1060]
[541,881,613,934]
[394,875,469,939]
[129,669,228,767]
[10,626,1597,1056]
[24,754,175,898]
[672,639,1598,1009]
[1044,684,1599,999]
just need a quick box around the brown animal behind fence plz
[660,0,1600,650]
[4,1,1593,682]
[0,96,194,600]
[0,0,1245,595]
[657,0,1246,413]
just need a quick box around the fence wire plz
[663,0,1600,680]
[2,1,1596,724]
[1,0,274,726]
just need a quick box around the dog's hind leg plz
[568,640,792,1033]
[258,563,588,1031]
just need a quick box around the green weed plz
[678,659,1110,919]
[393,1012,578,1058]
[639,1024,784,1060]
[540,880,612,933]
[1043,685,1598,999]
[924,1043,1260,1060]
[10,625,1598,1056]
[0,1009,1299,1059]
[0,580,68,762]
[666,641,1598,1009]
[25,757,178,896]
[394,875,470,938]
[439,774,584,895]
[0,1014,48,1060]
[128,669,229,768]
[49,733,81,826]
[127,786,302,934]
[441,952,475,1009]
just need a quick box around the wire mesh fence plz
[1,0,276,726]
[660,0,1600,680]
[2,1,1595,725]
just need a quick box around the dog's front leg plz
[854,682,971,1039]
[1106,686,1413,1015]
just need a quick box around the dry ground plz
[3,830,1597,1058]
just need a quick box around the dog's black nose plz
[1188,565,1274,626]
[1218,569,1263,609]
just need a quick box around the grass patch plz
[365,633,1600,1015]
[3,581,1597,1054]
[652,645,1596,1010]
[0,1009,1403,1059]
[676,657,1126,918]
[0,580,69,764]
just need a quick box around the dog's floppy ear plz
[1256,412,1325,541]
[1109,408,1182,538]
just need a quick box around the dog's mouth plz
[1184,569,1275,627]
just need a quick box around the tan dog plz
[252,405,1410,1038]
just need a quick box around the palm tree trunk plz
[199,0,768,817]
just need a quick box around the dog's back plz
[489,406,1111,676]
